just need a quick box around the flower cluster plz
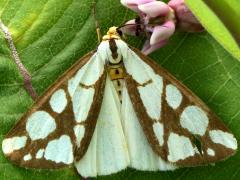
[120,0,203,54]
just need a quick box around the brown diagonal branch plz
[0,20,38,100]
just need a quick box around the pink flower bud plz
[168,0,204,32]
[150,21,175,45]
[120,0,154,12]
[142,39,168,55]
[138,1,170,17]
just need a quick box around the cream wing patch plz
[120,39,163,86]
[24,153,32,161]
[26,111,56,141]
[209,130,237,150]
[74,125,85,147]
[44,135,73,164]
[153,122,164,146]
[120,41,151,84]
[180,106,209,136]
[138,82,162,120]
[2,136,27,154]
[167,133,199,162]
[72,87,94,123]
[49,89,67,113]
[166,84,182,109]
[36,149,45,159]
[137,75,163,120]
[68,53,104,97]
[207,148,215,156]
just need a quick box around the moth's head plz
[102,26,122,41]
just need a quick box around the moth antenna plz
[92,2,101,43]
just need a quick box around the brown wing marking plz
[126,47,237,166]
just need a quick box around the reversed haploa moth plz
[2,27,237,177]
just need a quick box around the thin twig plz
[0,20,37,100]
[92,1,101,43]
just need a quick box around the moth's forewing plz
[2,51,106,169]
[125,46,237,166]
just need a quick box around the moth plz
[2,27,237,178]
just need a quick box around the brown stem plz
[0,20,38,100]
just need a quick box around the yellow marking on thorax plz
[102,26,121,41]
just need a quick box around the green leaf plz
[203,0,240,44]
[0,0,240,179]
[185,0,240,61]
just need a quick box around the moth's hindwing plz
[2,51,106,169]
[124,46,237,166]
